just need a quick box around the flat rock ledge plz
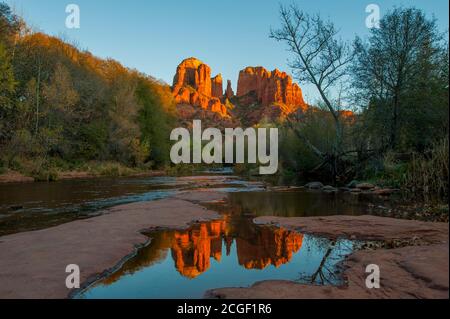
[0,191,225,299]
[206,215,449,299]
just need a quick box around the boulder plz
[305,182,324,189]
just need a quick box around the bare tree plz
[270,4,354,182]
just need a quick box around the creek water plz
[0,173,389,298]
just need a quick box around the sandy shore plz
[0,171,34,183]
[0,191,225,299]
[206,215,449,299]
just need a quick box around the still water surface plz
[1,174,384,298]
[76,219,355,299]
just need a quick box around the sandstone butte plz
[172,57,309,119]
[237,66,308,114]
[172,57,229,117]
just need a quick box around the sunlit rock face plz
[237,66,307,113]
[172,58,309,124]
[169,219,303,278]
[172,57,229,117]
[211,74,223,99]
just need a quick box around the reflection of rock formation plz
[171,220,226,278]
[99,215,305,284]
[236,227,303,269]
[169,218,303,278]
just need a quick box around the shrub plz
[403,137,449,201]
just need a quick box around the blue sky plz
[5,0,449,103]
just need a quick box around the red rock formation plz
[173,58,211,97]
[172,57,229,117]
[211,74,223,98]
[225,80,235,99]
[237,66,307,113]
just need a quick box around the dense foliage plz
[0,3,175,178]
[274,6,448,201]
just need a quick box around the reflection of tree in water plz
[226,191,390,218]
[295,237,353,285]
[101,230,173,285]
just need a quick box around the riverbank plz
[0,168,166,184]
[0,190,225,299]
[207,215,449,299]
[0,185,448,299]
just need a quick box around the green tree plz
[0,42,16,142]
[136,78,175,166]
[0,2,20,45]
[352,7,448,151]
[108,74,148,165]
